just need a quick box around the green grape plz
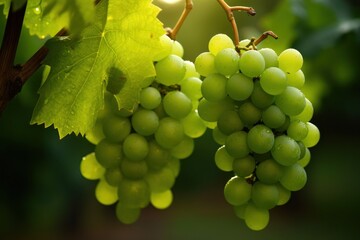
[238,101,262,127]
[141,76,155,88]
[287,119,308,141]
[204,120,217,129]
[291,98,314,122]
[102,115,131,143]
[226,73,254,101]
[260,67,287,95]
[238,39,251,50]
[115,201,141,224]
[171,40,184,57]
[275,116,290,133]
[212,126,227,145]
[163,91,192,119]
[271,135,301,166]
[85,118,105,145]
[250,80,275,109]
[155,54,186,86]
[232,155,256,177]
[251,181,279,209]
[259,48,278,68]
[123,133,149,161]
[225,131,250,158]
[217,110,244,135]
[275,86,306,116]
[131,109,159,136]
[150,190,173,210]
[194,52,217,77]
[201,73,228,102]
[155,117,184,149]
[255,159,283,184]
[104,167,123,186]
[145,167,175,193]
[140,87,162,110]
[278,48,303,74]
[117,178,150,208]
[170,136,194,159]
[80,152,105,180]
[261,105,286,129]
[280,163,307,191]
[215,145,234,172]
[183,60,200,79]
[247,124,275,154]
[197,97,234,122]
[287,70,305,89]
[244,203,270,231]
[239,50,265,77]
[180,77,202,100]
[153,102,167,119]
[298,147,311,168]
[120,159,148,179]
[302,122,320,148]
[233,204,247,219]
[95,139,122,168]
[224,176,252,206]
[297,141,306,159]
[95,178,118,205]
[180,111,207,138]
[145,140,170,171]
[214,48,240,76]
[167,157,181,178]
[153,34,173,61]
[276,184,291,206]
[208,33,235,55]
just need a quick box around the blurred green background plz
[1,0,360,239]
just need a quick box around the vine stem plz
[0,2,27,114]
[0,3,67,114]
[216,0,256,51]
[254,31,278,46]
[166,0,193,40]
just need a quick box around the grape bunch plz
[195,34,320,231]
[80,34,206,224]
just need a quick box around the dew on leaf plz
[33,7,42,15]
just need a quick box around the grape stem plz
[254,31,278,46]
[216,0,256,52]
[167,0,193,40]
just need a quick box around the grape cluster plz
[80,35,206,224]
[195,34,320,230]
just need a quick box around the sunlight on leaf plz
[31,0,165,138]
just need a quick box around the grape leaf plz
[0,0,10,16]
[24,0,96,38]
[31,0,165,139]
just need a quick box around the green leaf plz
[0,0,10,16]
[24,0,96,38]
[31,0,164,139]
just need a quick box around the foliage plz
[0,0,360,238]
[28,0,165,138]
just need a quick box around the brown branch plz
[254,31,278,46]
[216,0,256,51]
[0,2,27,114]
[166,0,193,40]
[0,2,68,115]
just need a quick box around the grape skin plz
[82,37,206,225]
[194,34,320,231]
